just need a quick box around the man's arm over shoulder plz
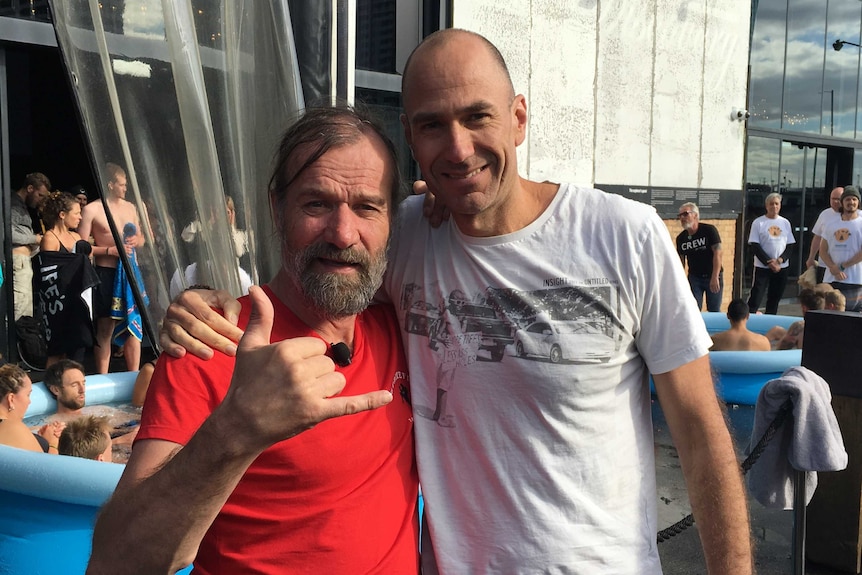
[654,355,753,574]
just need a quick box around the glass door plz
[743,140,835,300]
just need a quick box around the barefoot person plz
[77,163,144,373]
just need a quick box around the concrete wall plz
[452,0,751,191]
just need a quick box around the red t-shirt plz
[140,287,418,574]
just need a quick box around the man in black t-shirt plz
[676,202,723,312]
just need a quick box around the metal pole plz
[792,469,807,575]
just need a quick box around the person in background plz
[676,202,723,311]
[43,359,88,416]
[806,186,844,284]
[11,173,50,321]
[37,192,98,366]
[748,192,795,315]
[825,289,846,311]
[77,163,145,373]
[42,359,139,448]
[0,364,60,453]
[159,30,752,574]
[70,185,89,211]
[132,358,156,407]
[710,299,771,351]
[173,195,253,298]
[765,289,826,350]
[59,415,113,461]
[821,185,862,312]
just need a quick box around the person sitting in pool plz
[42,359,138,447]
[826,289,846,311]
[0,364,61,453]
[59,415,114,461]
[765,288,825,350]
[710,298,772,351]
[132,358,156,407]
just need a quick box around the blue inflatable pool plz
[651,313,803,405]
[0,371,192,575]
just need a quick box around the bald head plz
[830,186,844,212]
[402,29,514,109]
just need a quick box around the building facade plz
[2,0,844,360]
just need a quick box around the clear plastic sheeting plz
[48,0,305,340]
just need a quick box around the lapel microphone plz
[330,342,352,367]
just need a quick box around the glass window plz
[356,87,415,187]
[749,0,788,130]
[825,1,862,138]
[782,0,827,134]
[0,0,50,21]
[357,0,397,73]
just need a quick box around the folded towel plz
[747,365,848,509]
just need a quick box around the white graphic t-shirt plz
[385,183,711,574]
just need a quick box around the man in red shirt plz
[87,107,419,575]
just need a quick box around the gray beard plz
[285,242,387,320]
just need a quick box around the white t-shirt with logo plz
[748,214,795,269]
[812,207,842,268]
[822,215,862,285]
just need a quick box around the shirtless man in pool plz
[41,359,138,452]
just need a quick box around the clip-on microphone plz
[330,342,352,367]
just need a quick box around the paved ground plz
[656,299,851,574]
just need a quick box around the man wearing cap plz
[806,186,845,284]
[820,185,862,311]
[676,202,723,311]
[70,185,89,210]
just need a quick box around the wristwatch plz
[840,264,846,272]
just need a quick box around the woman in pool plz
[0,364,59,452]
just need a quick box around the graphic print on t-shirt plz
[400,279,624,427]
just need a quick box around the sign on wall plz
[596,184,744,219]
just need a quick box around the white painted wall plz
[452,0,750,191]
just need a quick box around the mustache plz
[302,243,371,267]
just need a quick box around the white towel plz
[747,365,848,509]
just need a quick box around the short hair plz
[679,202,699,217]
[39,191,78,229]
[765,192,782,205]
[58,416,110,460]
[105,162,126,183]
[401,29,514,104]
[269,106,402,235]
[21,172,51,192]
[0,364,28,397]
[797,288,826,311]
[43,359,85,399]
[727,299,749,322]
[825,290,846,311]
[813,282,835,295]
